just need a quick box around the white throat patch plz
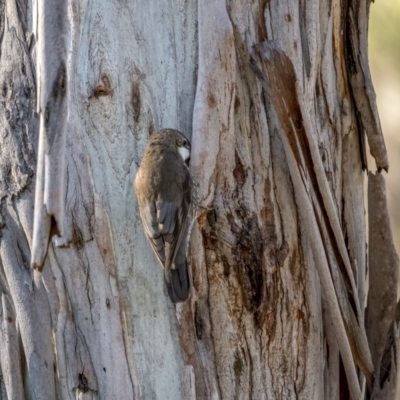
[178,147,190,162]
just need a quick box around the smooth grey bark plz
[0,0,398,399]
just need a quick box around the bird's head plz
[175,135,191,166]
[149,129,191,166]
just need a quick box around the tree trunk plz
[0,0,398,399]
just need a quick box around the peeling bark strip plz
[250,41,374,399]
[0,0,57,398]
[367,173,400,398]
[344,1,388,171]
[31,0,68,269]
[0,295,23,400]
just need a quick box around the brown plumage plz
[134,129,193,303]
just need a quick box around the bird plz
[134,128,195,303]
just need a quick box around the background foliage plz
[369,0,400,254]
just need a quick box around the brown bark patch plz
[92,74,113,98]
[194,302,205,340]
[207,92,217,108]
[233,349,244,377]
[260,177,277,245]
[72,223,85,250]
[257,0,269,41]
[231,211,264,314]
[221,254,230,278]
[201,208,218,250]
[148,123,154,136]
[233,151,246,191]
[51,62,67,99]
[131,82,141,122]
[234,96,241,114]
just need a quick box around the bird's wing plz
[138,200,166,266]
[159,168,192,271]
[138,168,193,272]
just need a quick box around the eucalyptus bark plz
[0,0,398,400]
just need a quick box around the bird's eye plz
[182,139,187,146]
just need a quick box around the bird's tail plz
[164,260,191,303]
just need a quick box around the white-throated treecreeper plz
[134,129,194,303]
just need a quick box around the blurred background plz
[369,0,400,257]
